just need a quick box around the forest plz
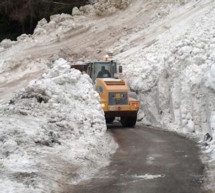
[0,0,89,41]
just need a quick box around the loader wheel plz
[106,117,115,124]
[120,115,137,128]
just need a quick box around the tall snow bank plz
[0,58,117,193]
[115,4,215,191]
[118,4,215,138]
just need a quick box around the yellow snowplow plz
[72,60,139,127]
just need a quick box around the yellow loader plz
[72,60,139,127]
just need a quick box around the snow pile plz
[73,0,132,16]
[33,14,83,37]
[92,0,132,16]
[0,58,117,193]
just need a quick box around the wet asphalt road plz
[64,125,205,193]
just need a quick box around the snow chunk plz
[205,64,215,90]
[0,39,16,49]
[72,7,82,16]
[17,34,31,42]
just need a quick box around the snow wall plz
[116,4,215,191]
[118,1,215,142]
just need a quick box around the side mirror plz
[119,65,123,73]
[87,66,91,73]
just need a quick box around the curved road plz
[65,126,205,193]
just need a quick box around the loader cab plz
[87,61,122,81]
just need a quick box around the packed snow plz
[1,0,215,192]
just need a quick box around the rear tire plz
[120,115,137,127]
[106,117,115,124]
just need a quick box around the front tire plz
[106,117,115,124]
[120,115,137,127]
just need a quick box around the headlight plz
[131,102,139,108]
[101,103,106,108]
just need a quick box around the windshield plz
[90,61,117,81]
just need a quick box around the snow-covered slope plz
[1,0,215,192]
